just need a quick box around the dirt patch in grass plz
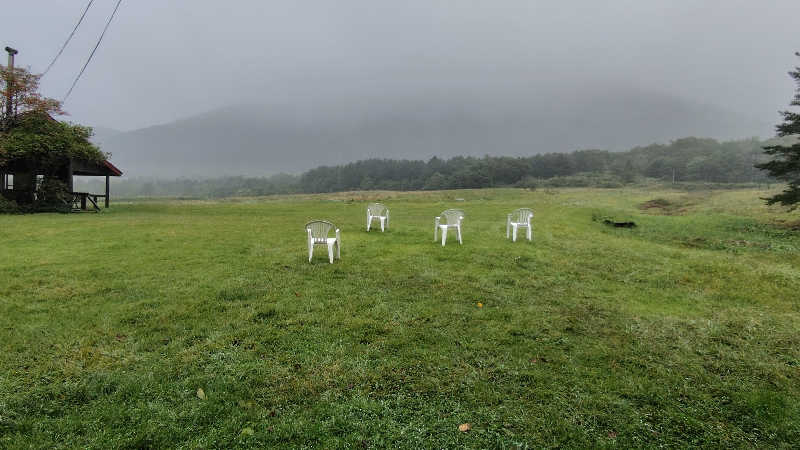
[639,198,672,210]
[725,239,771,250]
[681,236,775,252]
[639,197,697,215]
[772,218,800,231]
[682,237,710,248]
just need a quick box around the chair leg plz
[512,224,518,242]
[441,228,447,246]
[328,244,334,264]
[309,245,313,262]
[380,217,385,232]
[434,225,438,242]
[527,226,532,241]
[506,221,510,239]
[336,241,341,259]
[457,226,462,244]
[367,216,371,231]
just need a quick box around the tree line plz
[76,136,786,199]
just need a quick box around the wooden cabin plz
[1,157,122,211]
[1,111,123,211]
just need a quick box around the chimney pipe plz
[5,46,18,121]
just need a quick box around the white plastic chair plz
[305,220,341,263]
[507,208,534,242]
[366,203,389,232]
[434,209,464,246]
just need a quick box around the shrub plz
[0,195,20,214]
[515,176,538,190]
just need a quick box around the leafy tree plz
[619,159,637,183]
[360,176,376,190]
[756,52,800,207]
[1,64,63,130]
[423,172,448,190]
[1,65,101,168]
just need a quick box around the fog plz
[4,1,800,175]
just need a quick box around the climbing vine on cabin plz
[1,65,106,212]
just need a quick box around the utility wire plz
[63,0,123,102]
[42,0,95,77]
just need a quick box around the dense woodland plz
[77,137,786,198]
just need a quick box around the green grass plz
[0,187,798,448]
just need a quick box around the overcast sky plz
[4,0,799,132]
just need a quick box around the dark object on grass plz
[603,219,636,228]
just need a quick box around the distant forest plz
[78,137,785,198]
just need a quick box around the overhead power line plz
[63,0,123,102]
[42,0,95,77]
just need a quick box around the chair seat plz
[311,237,338,246]
[438,223,459,229]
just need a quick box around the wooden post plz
[105,175,109,208]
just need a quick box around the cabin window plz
[6,174,12,190]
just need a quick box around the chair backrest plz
[440,209,465,225]
[306,220,334,243]
[367,203,387,216]
[511,208,534,223]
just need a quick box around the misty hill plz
[89,126,123,148]
[99,87,772,178]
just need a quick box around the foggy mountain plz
[98,86,772,178]
[88,126,123,148]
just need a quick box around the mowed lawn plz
[0,188,798,448]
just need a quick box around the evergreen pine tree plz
[756,52,800,207]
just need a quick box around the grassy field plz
[0,187,798,448]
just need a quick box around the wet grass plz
[0,187,798,448]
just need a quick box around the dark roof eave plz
[103,160,123,176]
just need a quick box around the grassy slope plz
[0,188,798,448]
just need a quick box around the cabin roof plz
[71,158,123,177]
[2,112,123,177]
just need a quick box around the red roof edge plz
[103,160,123,176]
